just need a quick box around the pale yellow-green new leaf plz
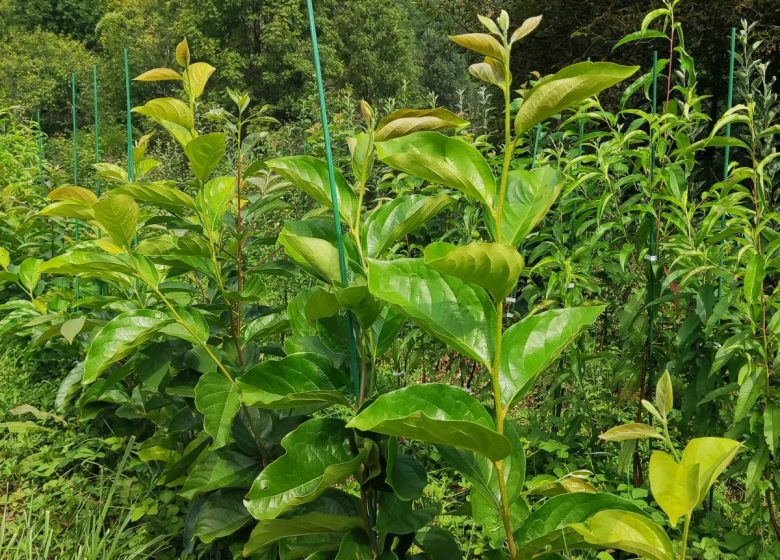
[681,437,742,508]
[183,62,216,99]
[134,68,182,82]
[649,451,699,526]
[571,509,674,560]
[48,185,98,206]
[449,33,506,62]
[655,370,673,417]
[0,247,9,270]
[92,194,139,248]
[599,422,663,442]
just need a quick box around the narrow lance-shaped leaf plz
[515,61,639,135]
[347,384,511,461]
[600,423,663,442]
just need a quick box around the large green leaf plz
[423,241,523,299]
[744,253,765,304]
[83,309,173,384]
[133,97,194,130]
[237,353,351,409]
[335,529,373,559]
[500,306,604,408]
[185,132,226,182]
[266,156,357,224]
[648,450,699,526]
[364,194,454,258]
[243,490,362,556]
[193,490,251,544]
[570,509,674,560]
[280,222,343,285]
[680,437,742,507]
[115,181,195,211]
[514,62,639,135]
[488,167,564,245]
[196,176,236,237]
[182,62,216,99]
[92,194,139,247]
[513,493,646,555]
[18,258,42,293]
[180,446,260,500]
[375,131,496,207]
[41,251,134,279]
[245,418,368,520]
[375,108,469,141]
[347,384,510,461]
[195,372,241,449]
[368,258,495,366]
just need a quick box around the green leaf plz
[180,446,260,500]
[514,493,647,555]
[375,131,496,207]
[237,353,351,409]
[0,247,9,269]
[245,418,368,520]
[194,490,251,544]
[92,194,139,247]
[48,185,98,206]
[279,221,344,285]
[195,372,241,449]
[424,241,523,299]
[243,491,362,556]
[196,176,236,236]
[613,29,669,49]
[18,258,42,293]
[134,67,182,81]
[347,384,510,461]
[133,97,194,130]
[488,166,564,245]
[570,509,674,560]
[386,440,427,501]
[368,258,494,365]
[599,423,663,442]
[416,527,463,560]
[469,58,506,87]
[266,156,357,224]
[510,15,543,43]
[185,132,226,182]
[655,370,674,417]
[60,316,87,344]
[744,253,765,304]
[375,108,469,141]
[83,309,173,384]
[364,194,454,258]
[514,62,639,135]
[335,529,373,559]
[449,33,505,62]
[375,492,437,534]
[499,306,604,408]
[648,450,699,526]
[115,181,195,211]
[765,403,779,456]
[680,437,742,507]
[182,62,216,99]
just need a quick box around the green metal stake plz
[305,0,361,398]
[717,28,737,297]
[124,48,135,182]
[71,73,81,299]
[531,123,542,168]
[646,51,659,393]
[93,65,102,243]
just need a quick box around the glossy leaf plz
[83,309,173,384]
[279,221,343,285]
[134,67,182,81]
[92,194,139,247]
[570,509,674,560]
[655,370,673,417]
[196,176,236,236]
[133,97,194,130]
[375,108,469,141]
[488,166,564,245]
[195,372,241,449]
[115,181,195,211]
[185,132,226,182]
[193,490,251,544]
[514,62,639,135]
[364,194,454,257]
[180,446,260,500]
[648,450,699,526]
[266,156,357,224]
[245,418,368,520]
[744,253,765,304]
[18,258,42,293]
[510,15,543,43]
[449,33,505,62]
[514,493,646,555]
[423,241,523,299]
[48,185,98,206]
[375,131,495,207]
[368,258,495,366]
[182,62,216,99]
[335,529,372,559]
[347,384,510,461]
[500,306,604,408]
[237,353,351,409]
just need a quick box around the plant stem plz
[679,513,691,560]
